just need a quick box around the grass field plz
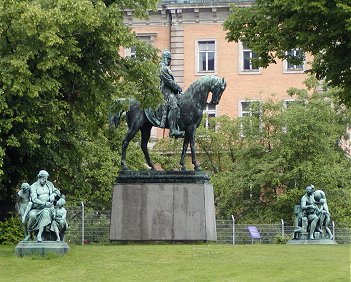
[0,244,350,281]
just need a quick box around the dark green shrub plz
[273,234,291,244]
[0,214,23,244]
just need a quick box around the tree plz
[196,79,351,226]
[224,0,351,106]
[0,0,161,213]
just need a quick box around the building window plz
[197,40,215,73]
[129,46,136,58]
[282,99,295,133]
[239,100,261,136]
[340,127,351,156]
[124,35,153,58]
[240,42,259,73]
[203,103,217,129]
[283,99,295,109]
[284,49,305,72]
[240,101,260,117]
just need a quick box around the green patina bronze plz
[159,49,185,138]
[110,50,227,171]
[293,185,334,241]
[17,170,68,242]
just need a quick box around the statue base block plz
[109,171,217,242]
[15,241,70,257]
[287,239,337,245]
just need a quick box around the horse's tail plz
[109,98,137,129]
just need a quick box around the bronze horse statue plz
[110,75,226,171]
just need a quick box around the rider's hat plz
[162,49,172,59]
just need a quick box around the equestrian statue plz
[110,50,226,171]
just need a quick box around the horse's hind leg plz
[141,124,155,170]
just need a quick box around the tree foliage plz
[196,79,351,226]
[0,0,161,211]
[224,0,351,105]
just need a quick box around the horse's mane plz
[182,75,221,99]
[181,75,221,104]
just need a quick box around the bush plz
[273,234,291,244]
[0,214,24,244]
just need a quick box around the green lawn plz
[0,244,349,281]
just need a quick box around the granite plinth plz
[110,171,217,242]
[287,239,337,245]
[15,241,70,256]
[117,170,210,184]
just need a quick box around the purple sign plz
[247,226,261,239]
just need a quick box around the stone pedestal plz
[291,229,337,244]
[287,239,337,245]
[109,171,217,242]
[15,241,70,256]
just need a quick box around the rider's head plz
[162,49,172,66]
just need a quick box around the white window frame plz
[283,49,305,73]
[239,100,261,117]
[203,104,217,129]
[127,46,137,58]
[282,99,295,133]
[196,39,217,74]
[124,34,155,58]
[238,100,261,136]
[238,42,261,74]
[283,99,295,109]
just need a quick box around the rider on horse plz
[159,49,185,138]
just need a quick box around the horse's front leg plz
[180,134,190,171]
[189,126,201,171]
[141,125,156,170]
[121,126,139,170]
[121,139,129,171]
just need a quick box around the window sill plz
[238,70,261,75]
[283,69,305,74]
[196,71,217,76]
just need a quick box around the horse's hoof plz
[181,166,187,171]
[120,165,129,171]
[194,166,202,171]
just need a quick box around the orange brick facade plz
[123,1,311,139]
[181,22,309,117]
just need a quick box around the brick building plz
[123,0,311,139]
